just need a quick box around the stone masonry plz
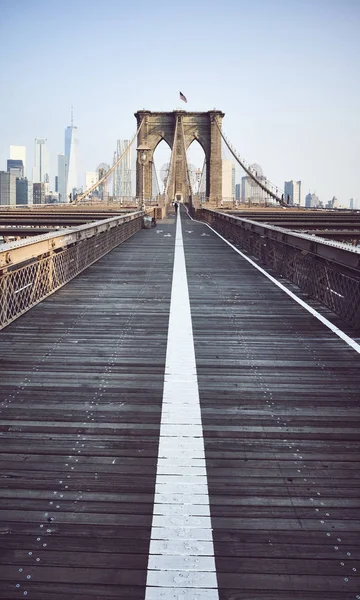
[135,110,225,204]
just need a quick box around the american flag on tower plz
[179,91,188,103]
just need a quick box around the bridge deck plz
[0,208,359,599]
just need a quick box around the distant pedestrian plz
[175,202,178,213]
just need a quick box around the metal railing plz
[196,209,360,329]
[0,211,143,330]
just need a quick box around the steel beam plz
[198,209,360,271]
[0,211,144,270]
[0,227,56,236]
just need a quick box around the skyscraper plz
[284,180,301,205]
[58,154,67,203]
[32,138,49,183]
[222,160,235,200]
[85,171,98,193]
[0,172,16,205]
[16,178,33,205]
[113,140,132,197]
[65,110,78,200]
[10,146,26,176]
[305,192,320,208]
[349,198,358,210]
[7,159,24,178]
[240,164,268,205]
[241,175,268,204]
[33,182,46,205]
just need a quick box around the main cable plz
[75,117,145,204]
[214,117,286,206]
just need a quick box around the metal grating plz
[0,216,142,330]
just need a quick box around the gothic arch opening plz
[152,139,172,195]
[186,139,206,197]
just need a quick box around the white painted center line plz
[145,211,219,600]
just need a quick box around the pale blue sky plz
[0,0,359,204]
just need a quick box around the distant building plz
[113,140,132,197]
[235,183,241,201]
[65,115,78,200]
[0,171,16,205]
[239,163,269,204]
[284,180,301,205]
[45,191,59,204]
[32,138,49,183]
[325,196,340,209]
[305,192,320,208]
[85,171,98,193]
[195,168,202,193]
[241,175,268,204]
[57,154,67,203]
[55,176,58,192]
[349,198,358,210]
[7,159,24,178]
[33,182,46,205]
[10,145,26,176]
[222,160,235,200]
[16,178,33,205]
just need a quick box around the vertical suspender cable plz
[75,118,145,204]
[213,117,285,205]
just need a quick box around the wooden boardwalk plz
[0,207,359,599]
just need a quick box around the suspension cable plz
[74,117,145,204]
[198,157,206,198]
[214,117,286,206]
[152,161,161,198]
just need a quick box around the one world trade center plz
[65,108,78,201]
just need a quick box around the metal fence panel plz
[197,209,360,330]
[0,216,142,330]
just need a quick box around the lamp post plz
[137,145,150,210]
[140,151,147,210]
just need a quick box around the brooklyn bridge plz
[0,110,359,600]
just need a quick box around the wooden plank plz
[0,225,175,597]
[182,212,360,597]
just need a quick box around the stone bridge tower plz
[135,110,225,203]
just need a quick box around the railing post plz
[48,250,54,293]
[0,269,8,328]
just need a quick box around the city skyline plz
[0,0,359,205]
[1,132,357,207]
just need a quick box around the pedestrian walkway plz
[0,207,359,599]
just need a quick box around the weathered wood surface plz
[0,225,175,599]
[0,208,359,599]
[181,211,360,600]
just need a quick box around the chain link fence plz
[0,215,142,330]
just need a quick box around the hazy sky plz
[0,0,359,204]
